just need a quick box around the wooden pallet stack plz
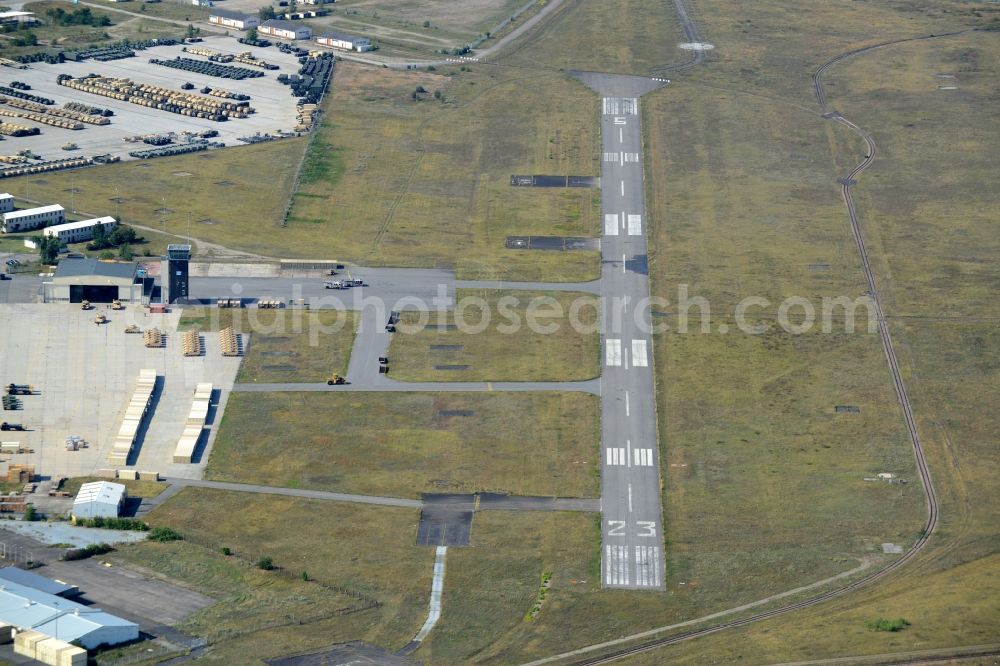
[219,327,241,356]
[143,327,162,347]
[173,383,212,464]
[181,330,201,356]
[107,368,156,465]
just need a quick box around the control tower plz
[164,244,191,304]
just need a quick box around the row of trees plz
[35,223,143,264]
[45,7,112,27]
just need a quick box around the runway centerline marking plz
[628,484,633,513]
[621,180,625,197]
[625,391,630,416]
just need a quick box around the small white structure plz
[208,8,259,30]
[42,216,116,244]
[0,11,37,26]
[0,193,13,213]
[259,19,312,40]
[72,481,126,519]
[316,31,372,52]
[1,204,65,233]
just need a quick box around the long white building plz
[1,204,65,233]
[208,8,259,30]
[72,481,126,519]
[317,31,373,52]
[260,19,312,40]
[0,193,13,214]
[42,216,116,244]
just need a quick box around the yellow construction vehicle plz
[326,374,346,385]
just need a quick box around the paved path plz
[233,379,600,394]
[161,477,423,509]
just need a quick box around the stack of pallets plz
[173,383,212,464]
[181,330,201,356]
[219,327,241,356]
[107,368,156,465]
[143,327,162,347]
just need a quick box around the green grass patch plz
[206,391,600,499]
[61,476,166,499]
[388,289,599,382]
[236,310,357,383]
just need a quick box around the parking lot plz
[0,34,308,163]
[0,302,241,479]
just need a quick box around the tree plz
[246,26,258,41]
[257,556,274,570]
[36,236,60,264]
[90,221,108,249]
[259,5,276,21]
[108,225,137,246]
[434,90,442,100]
[23,504,37,521]
[118,244,134,261]
[186,23,197,39]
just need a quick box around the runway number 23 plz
[607,520,657,537]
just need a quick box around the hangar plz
[41,257,144,304]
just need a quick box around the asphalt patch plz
[625,254,649,275]
[417,494,474,547]
[260,350,296,357]
[430,344,464,351]
[424,323,458,331]
[434,365,469,371]
[214,180,234,187]
[262,364,296,372]
[506,236,599,251]
[438,410,474,417]
[835,405,861,413]
[510,175,598,188]
[266,642,416,666]
[154,207,174,214]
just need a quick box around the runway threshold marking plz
[633,448,653,466]
[634,546,661,587]
[605,339,622,366]
[606,447,626,465]
[605,545,630,586]
[631,339,648,367]
[604,213,619,236]
[627,214,642,236]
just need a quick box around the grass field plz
[388,289,600,382]
[499,0,681,74]
[61,476,165,499]
[179,307,357,381]
[284,62,601,280]
[111,487,432,661]
[3,139,307,258]
[319,0,527,43]
[205,391,600,499]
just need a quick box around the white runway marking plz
[605,339,622,366]
[627,214,642,236]
[603,97,639,115]
[623,152,639,163]
[603,152,619,162]
[622,253,627,273]
[605,545,630,586]
[620,180,625,197]
[628,484,633,512]
[634,546,661,587]
[626,439,632,468]
[633,448,654,466]
[625,391,630,416]
[606,447,626,466]
[604,213,619,236]
[632,339,648,367]
[619,127,624,142]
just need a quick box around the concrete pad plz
[0,303,240,480]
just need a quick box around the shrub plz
[22,505,37,522]
[866,617,910,632]
[220,546,231,556]
[257,556,274,570]
[148,526,182,542]
[62,543,113,561]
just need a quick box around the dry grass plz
[112,487,433,660]
[387,289,600,382]
[206,391,600,499]
[285,62,601,280]
[61,476,166,498]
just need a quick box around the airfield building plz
[72,481,126,519]
[1,204,65,233]
[208,8,259,30]
[260,19,312,40]
[41,257,143,303]
[42,216,117,244]
[316,31,373,52]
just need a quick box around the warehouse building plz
[0,579,138,648]
[316,31,372,52]
[0,193,13,214]
[42,216,117,244]
[208,8,259,30]
[71,481,126,519]
[0,11,37,26]
[41,257,144,303]
[260,19,312,40]
[0,568,78,598]
[1,204,65,233]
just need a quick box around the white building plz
[43,216,117,244]
[0,193,13,214]
[0,11,37,26]
[259,19,312,40]
[317,31,372,52]
[0,579,138,648]
[1,204,65,233]
[72,481,126,519]
[208,8,259,30]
